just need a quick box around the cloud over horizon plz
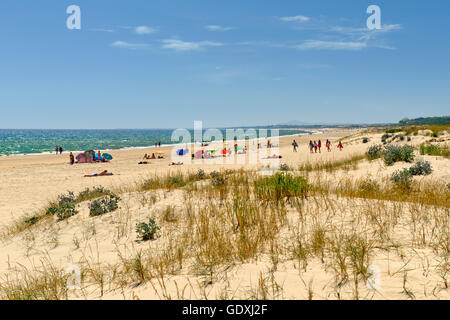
[111,41,149,50]
[205,25,234,31]
[161,39,224,51]
[280,15,310,22]
[295,40,367,51]
[134,26,159,35]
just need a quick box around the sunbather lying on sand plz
[138,161,150,165]
[84,170,114,177]
[169,162,183,166]
[264,155,282,159]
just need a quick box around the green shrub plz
[77,186,113,202]
[25,216,39,225]
[408,161,432,176]
[254,172,308,202]
[391,169,413,189]
[381,134,392,144]
[367,145,382,160]
[47,192,79,221]
[420,144,445,156]
[385,129,402,134]
[136,218,160,241]
[279,163,290,171]
[168,175,186,188]
[382,145,415,166]
[56,201,78,221]
[89,194,120,217]
[211,171,226,187]
[196,169,206,180]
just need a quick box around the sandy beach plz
[0,127,448,300]
[0,129,355,226]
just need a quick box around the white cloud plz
[205,25,234,31]
[295,40,367,51]
[91,28,114,33]
[330,24,402,41]
[161,39,223,51]
[111,41,148,50]
[134,26,158,35]
[378,24,402,32]
[280,15,310,22]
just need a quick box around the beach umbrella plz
[155,151,165,154]
[103,153,113,160]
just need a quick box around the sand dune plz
[0,128,448,300]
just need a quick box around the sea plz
[0,128,312,156]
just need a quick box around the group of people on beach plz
[55,146,63,154]
[69,150,109,165]
[154,142,162,148]
[292,139,344,153]
[139,153,158,164]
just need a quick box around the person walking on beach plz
[59,146,63,154]
[69,152,74,165]
[309,141,313,153]
[318,140,322,153]
[326,139,331,152]
[292,140,298,152]
[313,141,318,153]
[337,141,344,151]
[56,146,59,155]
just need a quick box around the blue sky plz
[0,0,449,129]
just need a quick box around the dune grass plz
[1,160,449,300]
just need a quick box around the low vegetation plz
[420,144,450,158]
[382,145,415,166]
[1,132,449,300]
[136,218,160,241]
[89,194,121,217]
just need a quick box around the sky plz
[0,0,449,129]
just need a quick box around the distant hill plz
[399,116,450,126]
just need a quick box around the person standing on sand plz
[337,141,344,151]
[309,141,313,153]
[318,140,322,153]
[326,139,331,152]
[56,146,59,155]
[292,140,298,152]
[69,152,74,165]
[313,141,318,153]
[59,146,63,154]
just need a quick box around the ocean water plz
[0,128,310,156]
